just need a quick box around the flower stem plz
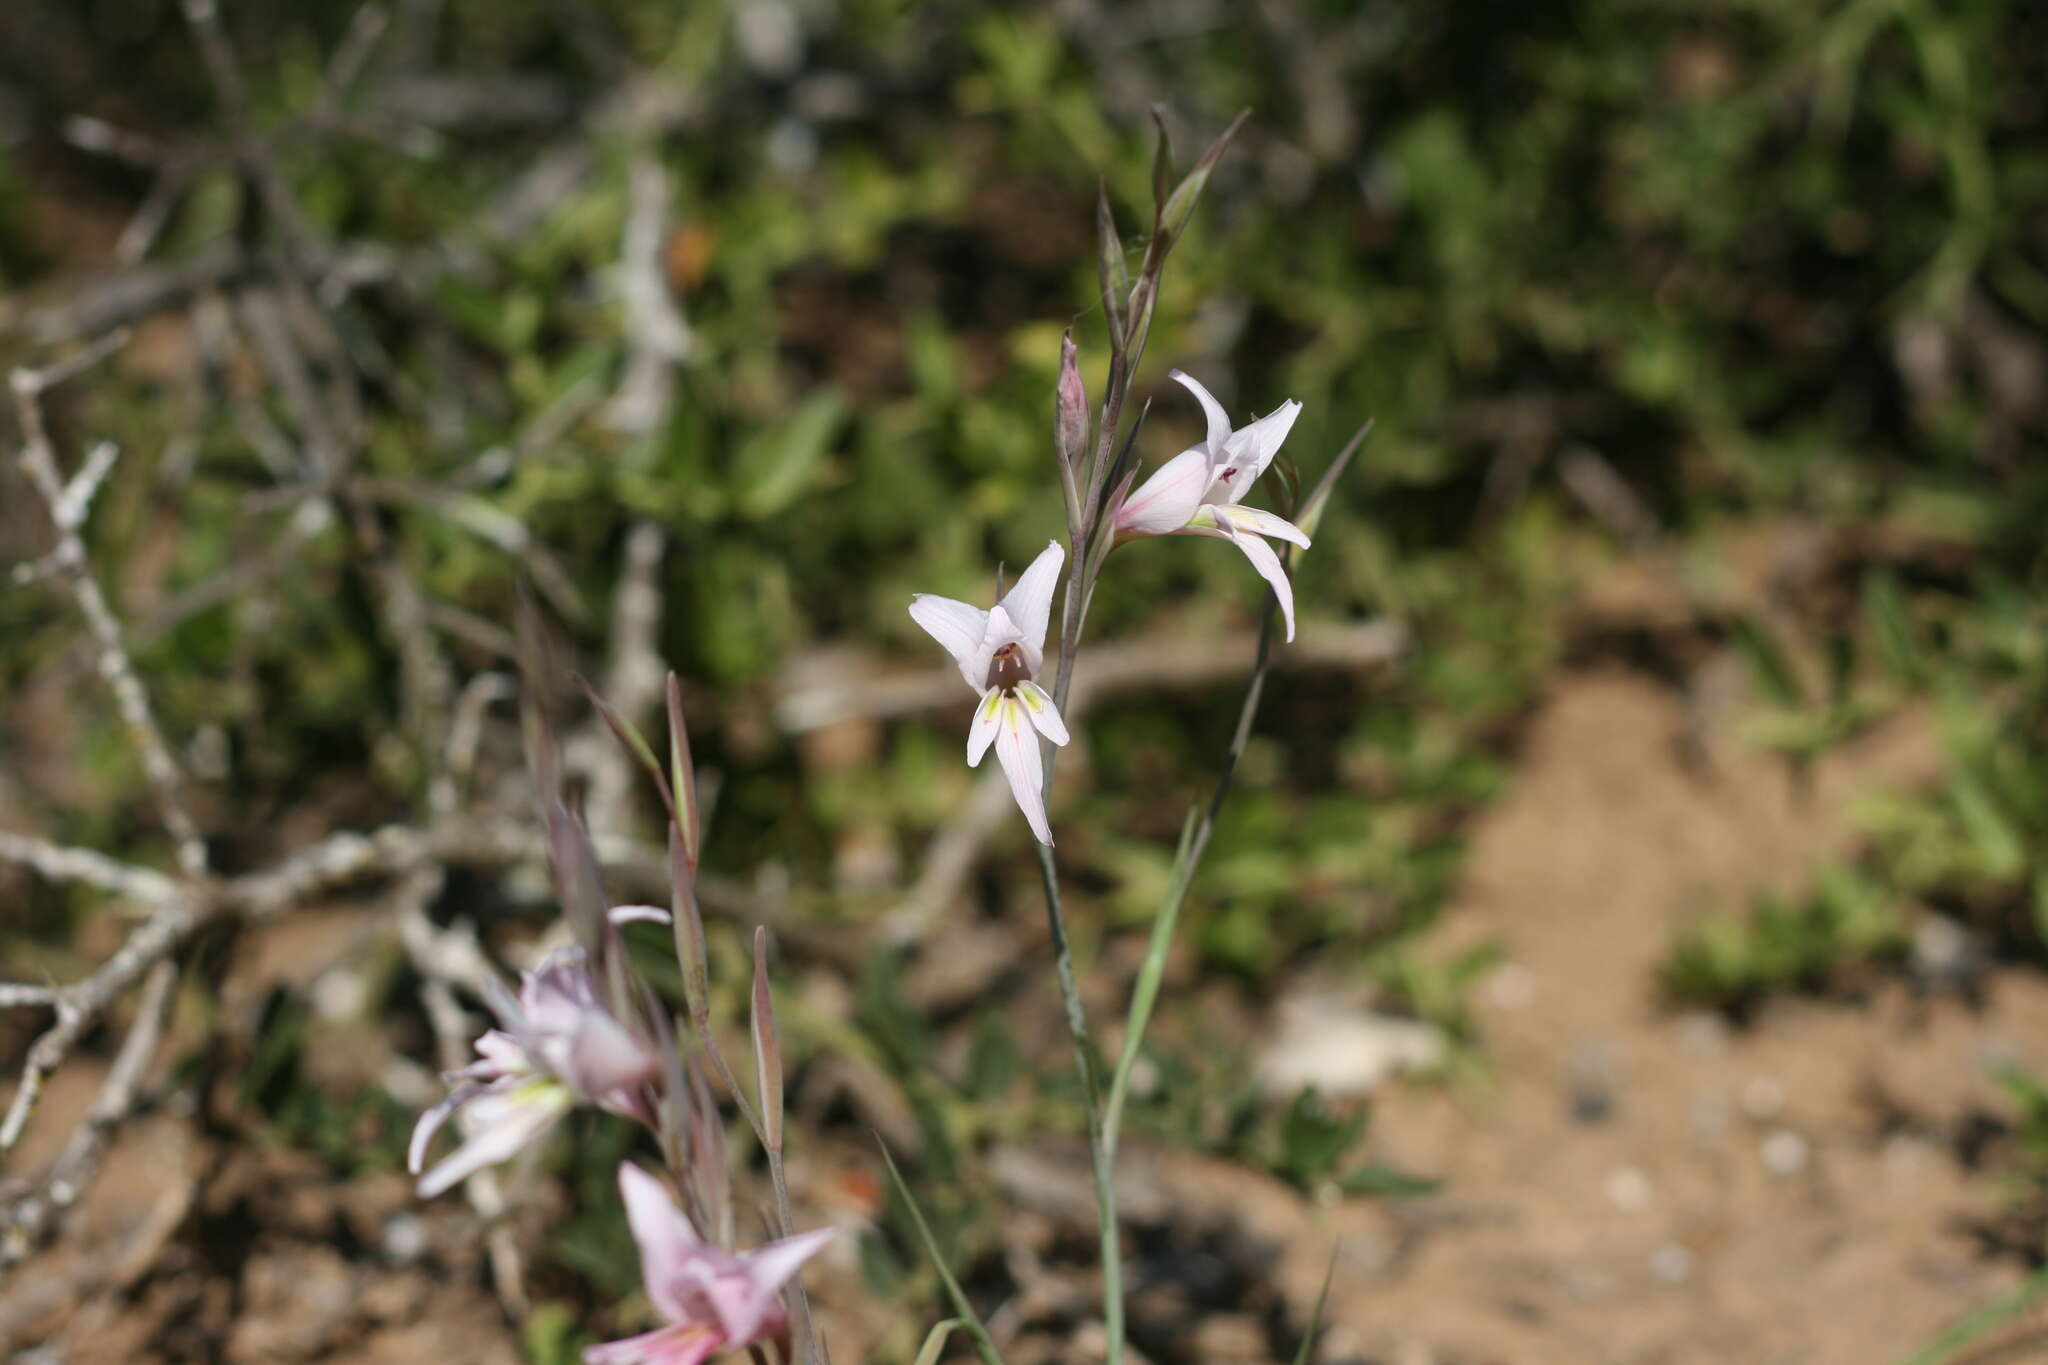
[1103,597,1278,1149]
[766,1145,828,1364]
[1031,838,1123,1359]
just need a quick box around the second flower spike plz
[909,540,1071,844]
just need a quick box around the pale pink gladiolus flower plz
[1112,369,1309,640]
[585,1163,836,1365]
[909,540,1071,844]
[409,937,660,1197]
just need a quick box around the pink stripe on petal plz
[1115,448,1210,537]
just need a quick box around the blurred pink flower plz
[1113,369,1308,640]
[585,1163,835,1365]
[410,942,658,1197]
[909,539,1071,844]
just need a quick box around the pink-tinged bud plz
[1056,330,1087,473]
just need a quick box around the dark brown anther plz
[986,642,1030,690]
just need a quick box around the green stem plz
[766,1144,827,1364]
[1102,598,1279,1152]
[1032,838,1121,1358]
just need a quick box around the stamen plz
[985,641,1031,690]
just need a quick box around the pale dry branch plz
[605,150,694,434]
[779,617,1408,734]
[576,520,669,839]
[392,867,528,1314]
[0,830,181,906]
[0,959,176,1265]
[13,351,209,879]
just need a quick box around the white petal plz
[1114,447,1210,538]
[966,686,1003,767]
[993,697,1052,844]
[1225,524,1297,642]
[415,1083,568,1198]
[970,603,1023,693]
[408,1088,471,1175]
[1015,680,1069,745]
[998,540,1065,673]
[606,903,672,926]
[1170,369,1232,459]
[618,1162,708,1325]
[1218,399,1302,500]
[1212,503,1311,548]
[909,594,990,690]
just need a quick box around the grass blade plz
[1297,419,1374,542]
[1897,1260,2048,1365]
[1290,1245,1340,1365]
[877,1140,1004,1365]
[913,1320,968,1365]
[576,671,676,826]
[751,926,784,1153]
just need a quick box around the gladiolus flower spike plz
[1112,370,1308,640]
[909,540,1071,845]
[409,926,663,1198]
[584,1163,835,1365]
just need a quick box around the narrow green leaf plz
[1269,452,1303,523]
[1096,182,1127,347]
[1159,109,1249,242]
[1297,419,1374,542]
[913,1320,969,1365]
[877,1141,1004,1365]
[1897,1260,2048,1365]
[1730,614,1806,707]
[1290,1247,1339,1365]
[575,673,676,826]
[752,926,784,1153]
[1148,105,1173,216]
[1862,571,1921,682]
[667,673,702,872]
[1950,766,2025,878]
[733,390,845,520]
[1337,1162,1442,1198]
[671,835,710,1024]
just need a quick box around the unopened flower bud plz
[1056,329,1087,473]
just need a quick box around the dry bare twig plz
[12,340,209,879]
[780,617,1408,734]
